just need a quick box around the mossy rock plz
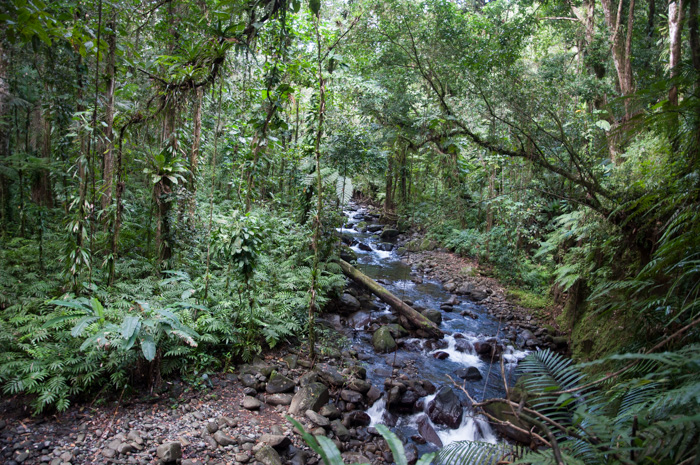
[419,238,437,251]
[372,326,397,353]
[406,239,422,252]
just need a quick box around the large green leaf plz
[140,334,156,361]
[121,316,141,340]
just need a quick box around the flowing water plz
[338,205,528,453]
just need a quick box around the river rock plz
[242,396,262,410]
[340,246,357,262]
[330,420,351,441]
[432,351,449,360]
[372,327,397,353]
[289,382,329,414]
[366,386,382,404]
[266,394,293,405]
[376,242,394,251]
[347,378,372,394]
[417,415,443,447]
[317,363,345,387]
[456,366,483,381]
[213,431,236,446]
[380,228,399,240]
[366,224,383,232]
[456,283,473,295]
[454,338,473,353]
[254,445,282,465]
[259,434,291,451]
[358,242,372,251]
[340,389,363,404]
[319,403,341,419]
[469,288,490,301]
[343,410,371,427]
[305,410,330,426]
[156,442,181,463]
[427,386,463,429]
[421,309,442,325]
[339,293,361,312]
[266,372,295,394]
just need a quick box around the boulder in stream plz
[427,386,464,429]
[372,326,397,353]
[417,415,443,448]
[289,382,329,415]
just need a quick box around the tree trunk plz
[188,87,203,222]
[385,151,394,213]
[0,41,10,228]
[600,0,636,105]
[668,0,685,107]
[102,10,117,211]
[29,103,53,208]
[339,259,444,339]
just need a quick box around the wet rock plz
[454,338,473,353]
[340,246,357,262]
[342,411,371,427]
[421,309,442,325]
[339,293,361,312]
[440,303,453,311]
[340,389,363,404]
[372,327,397,353]
[417,415,443,448]
[427,386,463,429]
[358,243,372,252]
[254,445,282,465]
[289,382,329,415]
[156,442,181,463]
[404,442,419,465]
[343,452,370,463]
[483,401,537,445]
[347,378,372,394]
[461,310,478,319]
[376,242,394,251]
[384,323,408,339]
[266,372,295,394]
[283,354,298,369]
[456,366,483,381]
[366,224,383,233]
[432,351,449,360]
[380,228,399,240]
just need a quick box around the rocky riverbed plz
[0,205,563,465]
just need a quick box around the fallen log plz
[339,259,444,339]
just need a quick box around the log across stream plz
[336,204,529,453]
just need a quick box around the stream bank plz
[0,204,559,465]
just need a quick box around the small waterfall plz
[367,398,387,427]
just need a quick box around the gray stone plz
[127,431,144,445]
[417,415,443,447]
[206,421,219,434]
[346,378,372,394]
[156,442,182,463]
[266,372,295,394]
[330,420,351,441]
[427,386,463,429]
[283,355,298,369]
[456,366,482,381]
[379,228,399,240]
[339,293,361,312]
[317,363,345,387]
[288,382,329,415]
[259,434,291,451]
[213,431,236,446]
[422,309,442,325]
[242,396,262,410]
[235,453,250,463]
[116,443,134,454]
[342,411,371,427]
[340,389,363,404]
[372,326,396,353]
[305,409,330,426]
[59,452,72,462]
[254,445,282,465]
[319,403,341,419]
[265,393,293,406]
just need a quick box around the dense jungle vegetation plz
[1,0,699,463]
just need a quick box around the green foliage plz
[509,348,700,465]
[289,418,436,465]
